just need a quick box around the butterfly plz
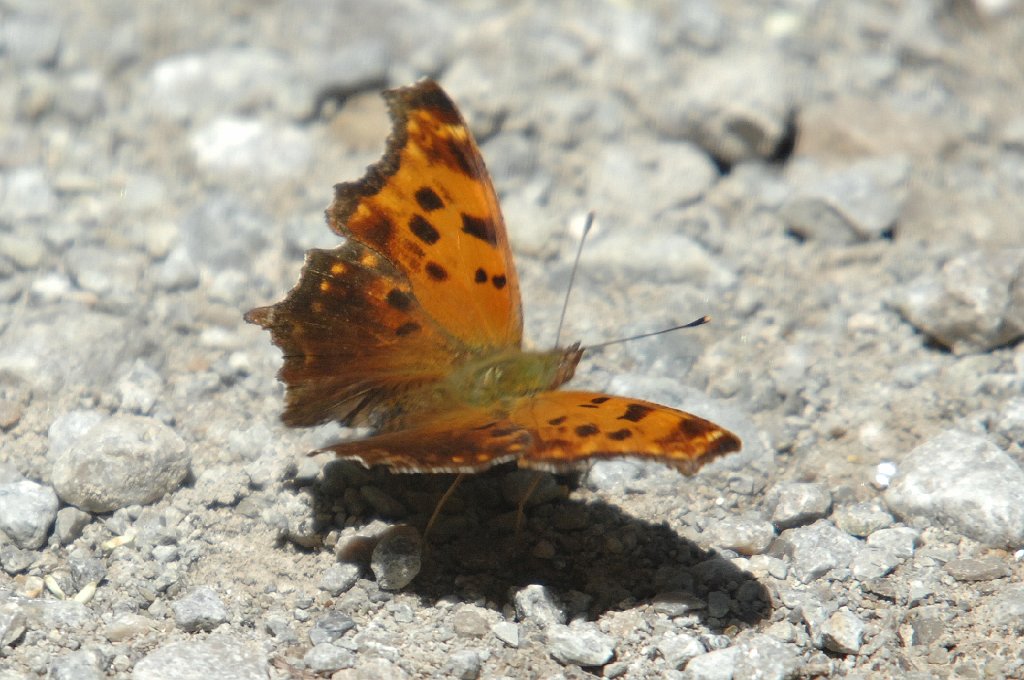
[245,79,741,479]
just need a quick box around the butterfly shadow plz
[308,462,770,630]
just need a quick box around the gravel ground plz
[2,1,1024,678]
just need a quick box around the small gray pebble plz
[0,545,35,575]
[115,360,164,415]
[151,545,178,563]
[309,611,355,645]
[734,636,804,679]
[172,586,228,632]
[389,602,414,623]
[583,459,646,492]
[832,502,894,537]
[319,562,360,596]
[908,607,950,646]
[890,250,1024,355]
[370,526,421,591]
[703,517,775,555]
[262,617,298,644]
[781,156,908,243]
[772,482,833,529]
[51,415,189,513]
[656,632,706,669]
[545,622,615,667]
[770,519,861,583]
[884,430,1024,548]
[46,649,104,680]
[443,649,482,680]
[513,583,567,627]
[850,546,902,580]
[866,526,919,558]
[302,643,354,674]
[54,507,92,545]
[103,613,156,642]
[452,606,489,637]
[945,556,1010,582]
[492,621,519,647]
[0,479,59,549]
[684,646,740,680]
[0,602,26,647]
[821,610,865,654]
[651,591,706,617]
[68,556,106,590]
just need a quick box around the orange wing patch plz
[328,81,522,350]
[509,392,741,474]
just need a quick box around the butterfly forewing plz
[328,81,523,350]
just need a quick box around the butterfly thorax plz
[445,343,584,408]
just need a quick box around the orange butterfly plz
[245,80,740,478]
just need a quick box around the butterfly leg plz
[513,472,545,546]
[423,473,466,542]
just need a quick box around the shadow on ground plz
[305,462,770,629]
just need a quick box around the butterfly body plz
[443,344,582,409]
[247,79,741,476]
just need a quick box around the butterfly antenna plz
[584,315,711,351]
[555,211,595,347]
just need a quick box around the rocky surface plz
[2,1,1024,678]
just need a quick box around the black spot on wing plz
[386,289,412,311]
[491,274,507,289]
[608,428,632,441]
[679,417,712,437]
[425,262,448,281]
[474,268,487,283]
[409,215,440,245]
[461,214,497,246]
[548,416,567,426]
[414,186,444,212]
[590,397,611,404]
[395,322,421,336]
[575,424,599,437]
[619,403,654,423]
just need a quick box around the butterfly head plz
[553,342,584,389]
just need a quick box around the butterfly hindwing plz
[509,391,742,474]
[328,80,523,350]
[320,406,530,473]
[245,241,460,428]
